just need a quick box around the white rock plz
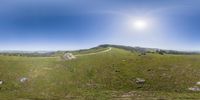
[188,86,200,91]
[196,82,200,85]
[136,78,145,84]
[20,77,28,83]
[63,53,76,60]
[0,80,3,85]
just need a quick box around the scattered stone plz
[188,86,200,91]
[121,93,134,98]
[135,78,145,84]
[196,82,200,85]
[20,77,28,83]
[0,80,3,85]
[63,53,76,60]
[122,60,126,62]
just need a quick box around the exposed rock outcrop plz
[63,53,76,60]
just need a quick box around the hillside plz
[1,44,199,57]
[98,44,200,55]
[0,46,200,99]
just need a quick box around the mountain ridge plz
[0,44,200,55]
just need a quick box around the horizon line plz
[0,44,200,53]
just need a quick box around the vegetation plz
[0,45,200,99]
[70,46,109,55]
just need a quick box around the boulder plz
[0,80,3,85]
[20,77,28,83]
[197,82,200,85]
[136,78,145,84]
[188,86,200,91]
[63,53,76,60]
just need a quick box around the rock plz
[63,53,76,60]
[136,78,145,84]
[196,82,200,85]
[20,77,28,83]
[120,91,135,98]
[188,86,200,91]
[0,80,3,85]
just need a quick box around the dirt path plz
[74,47,112,57]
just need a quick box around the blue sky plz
[0,0,200,51]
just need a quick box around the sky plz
[0,0,200,51]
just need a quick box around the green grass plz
[71,47,109,55]
[0,48,200,99]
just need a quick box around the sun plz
[125,17,153,33]
[132,20,148,30]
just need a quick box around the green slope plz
[0,47,200,99]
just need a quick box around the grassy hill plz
[0,46,200,99]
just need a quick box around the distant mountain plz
[0,50,54,54]
[0,50,55,57]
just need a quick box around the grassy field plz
[0,47,200,100]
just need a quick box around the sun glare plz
[132,20,148,30]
